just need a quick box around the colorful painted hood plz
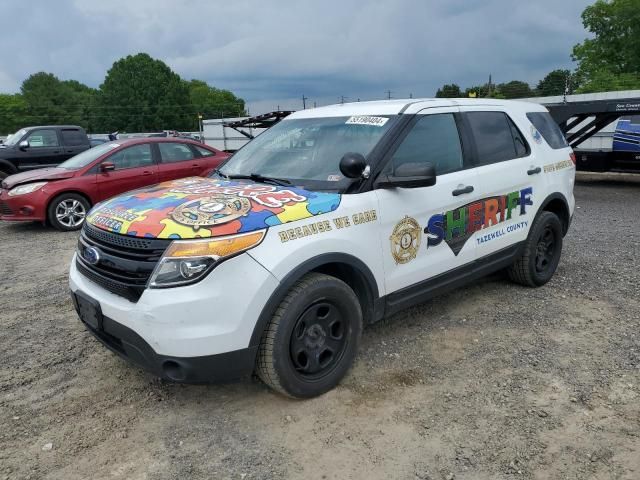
[86,177,341,239]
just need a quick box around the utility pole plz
[563,74,570,104]
[488,74,492,97]
[302,94,308,110]
[409,93,413,99]
[313,101,317,108]
[340,95,348,104]
[385,89,392,99]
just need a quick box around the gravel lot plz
[1,173,639,480]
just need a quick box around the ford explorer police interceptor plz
[69,98,575,398]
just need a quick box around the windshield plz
[59,141,121,170]
[4,129,26,147]
[216,115,396,190]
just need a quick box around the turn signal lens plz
[148,230,266,288]
[569,152,576,166]
[163,230,266,259]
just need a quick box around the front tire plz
[508,211,563,287]
[47,193,90,231]
[256,273,363,398]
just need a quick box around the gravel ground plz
[1,173,639,480]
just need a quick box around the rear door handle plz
[527,167,542,175]
[142,171,154,176]
[452,185,474,196]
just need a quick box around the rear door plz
[190,143,226,175]
[459,108,540,260]
[97,143,158,201]
[156,142,201,181]
[59,128,89,160]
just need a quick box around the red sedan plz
[0,138,228,231]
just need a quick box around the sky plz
[0,0,593,115]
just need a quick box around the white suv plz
[69,99,575,398]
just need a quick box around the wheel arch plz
[249,253,381,348]
[0,159,17,176]
[46,190,93,223]
[538,192,571,236]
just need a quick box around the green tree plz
[536,69,579,96]
[572,0,640,89]
[576,70,640,93]
[96,53,192,132]
[186,79,245,118]
[20,72,96,128]
[0,94,27,135]
[496,80,534,99]
[435,84,462,98]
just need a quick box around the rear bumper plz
[71,290,257,383]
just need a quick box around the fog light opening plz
[162,360,186,381]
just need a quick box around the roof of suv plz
[287,98,548,119]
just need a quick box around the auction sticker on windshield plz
[345,116,389,127]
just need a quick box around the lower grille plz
[77,223,171,302]
[0,201,13,215]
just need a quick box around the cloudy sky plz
[1,0,592,114]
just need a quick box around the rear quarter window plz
[527,112,568,149]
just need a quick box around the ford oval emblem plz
[83,246,101,265]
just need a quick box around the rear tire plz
[47,193,90,231]
[256,273,362,398]
[508,211,563,287]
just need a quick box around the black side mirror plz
[18,140,29,150]
[339,152,367,179]
[376,162,437,189]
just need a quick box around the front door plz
[19,128,65,169]
[375,107,481,295]
[97,143,158,201]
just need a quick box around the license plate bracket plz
[73,291,103,331]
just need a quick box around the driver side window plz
[390,114,463,176]
[27,129,59,147]
[107,144,153,170]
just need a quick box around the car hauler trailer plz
[202,111,293,152]
[524,91,640,173]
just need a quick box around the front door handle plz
[527,167,542,175]
[142,171,154,176]
[452,185,474,196]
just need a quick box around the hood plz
[2,167,76,189]
[86,177,342,239]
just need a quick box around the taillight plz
[569,152,576,166]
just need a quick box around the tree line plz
[0,53,246,135]
[436,0,640,99]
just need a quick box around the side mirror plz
[376,162,437,189]
[100,162,115,172]
[339,152,367,179]
[19,140,29,150]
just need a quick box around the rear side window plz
[192,145,216,157]
[158,142,195,163]
[390,113,464,175]
[527,112,568,149]
[61,129,87,146]
[466,111,529,166]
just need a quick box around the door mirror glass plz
[339,152,367,179]
[377,162,437,189]
[100,161,115,172]
[19,140,29,150]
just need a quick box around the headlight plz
[149,230,266,288]
[8,181,48,196]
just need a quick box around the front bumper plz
[72,290,257,382]
[0,189,47,222]
[69,252,280,382]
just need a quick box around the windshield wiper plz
[225,173,292,186]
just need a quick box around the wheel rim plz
[289,301,349,380]
[534,225,556,273]
[55,199,86,228]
